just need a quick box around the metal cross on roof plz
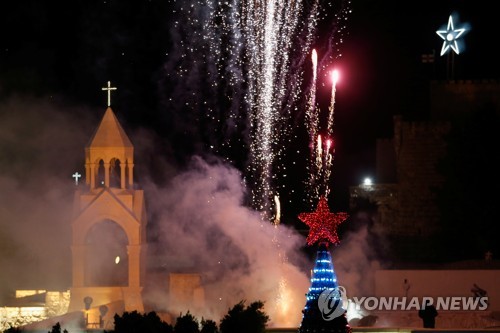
[102,81,117,107]
[72,172,82,185]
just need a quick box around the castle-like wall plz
[430,80,500,120]
[375,270,500,310]
[392,116,450,237]
[376,139,397,183]
[349,184,399,233]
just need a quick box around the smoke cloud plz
[0,96,96,302]
[141,155,310,327]
[0,95,385,328]
[334,226,383,297]
[0,95,312,327]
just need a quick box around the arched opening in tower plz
[109,158,121,188]
[84,220,129,286]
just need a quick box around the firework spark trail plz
[327,70,339,136]
[242,0,315,216]
[164,0,348,327]
[271,194,292,326]
[166,0,350,213]
[307,69,340,200]
[273,194,281,226]
[308,50,319,145]
[258,0,277,214]
[167,0,326,216]
[301,1,352,205]
[316,134,323,178]
[273,276,291,324]
[313,134,333,198]
[320,70,339,197]
[305,50,319,205]
[324,138,334,197]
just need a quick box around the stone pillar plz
[90,163,96,189]
[120,163,126,189]
[127,245,141,287]
[123,245,144,311]
[122,287,144,313]
[85,163,91,186]
[71,245,86,287]
[104,163,110,187]
[128,163,134,188]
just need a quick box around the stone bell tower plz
[69,84,147,315]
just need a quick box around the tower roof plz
[88,107,133,148]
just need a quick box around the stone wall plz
[350,116,450,239]
[45,291,70,317]
[430,80,500,121]
[349,184,399,234]
[0,290,69,332]
[393,116,450,237]
[0,307,47,332]
[374,270,500,310]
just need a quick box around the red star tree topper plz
[298,196,348,246]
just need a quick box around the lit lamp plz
[99,305,109,328]
[83,296,93,327]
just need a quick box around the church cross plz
[72,172,82,185]
[102,81,117,106]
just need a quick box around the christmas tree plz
[298,196,351,333]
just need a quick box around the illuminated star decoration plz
[436,15,466,56]
[298,196,348,246]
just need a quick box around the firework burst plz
[163,0,352,326]
[165,0,351,215]
[305,63,344,203]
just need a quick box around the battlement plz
[393,115,450,137]
[431,79,500,86]
[430,80,500,120]
[376,138,393,144]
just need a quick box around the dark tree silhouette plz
[200,318,218,333]
[4,326,22,333]
[48,322,68,333]
[219,300,269,333]
[112,311,173,333]
[174,311,199,333]
[48,322,61,333]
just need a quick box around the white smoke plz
[0,96,96,301]
[0,95,383,329]
[142,155,310,327]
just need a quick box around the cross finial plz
[102,81,117,107]
[72,172,82,185]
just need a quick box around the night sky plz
[1,0,498,216]
[1,1,500,317]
